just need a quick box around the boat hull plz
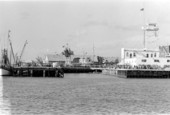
[0,68,11,76]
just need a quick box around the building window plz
[126,52,129,57]
[154,53,157,57]
[146,54,149,58]
[130,53,132,58]
[167,60,170,62]
[142,59,147,62]
[133,53,136,57]
[151,54,153,57]
[154,60,159,62]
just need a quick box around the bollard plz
[43,70,45,77]
[30,70,33,77]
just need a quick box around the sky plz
[1,0,170,61]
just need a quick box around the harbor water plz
[1,74,170,115]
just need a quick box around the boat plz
[0,30,14,76]
[0,49,11,76]
[0,67,11,76]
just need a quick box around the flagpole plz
[141,7,146,49]
[144,29,146,49]
[93,42,95,62]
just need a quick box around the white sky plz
[1,0,170,60]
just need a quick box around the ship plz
[0,30,14,76]
[0,49,11,76]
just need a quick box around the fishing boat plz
[0,49,11,76]
[0,30,14,76]
[0,67,11,76]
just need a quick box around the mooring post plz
[30,70,33,77]
[43,70,45,77]
[17,70,20,76]
[55,69,58,77]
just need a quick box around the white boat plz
[0,49,11,76]
[0,68,11,76]
[0,30,13,76]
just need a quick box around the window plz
[154,53,157,57]
[167,60,170,62]
[126,52,129,57]
[151,54,153,57]
[133,53,136,57]
[142,59,147,62]
[146,54,149,58]
[154,60,159,62]
[130,53,132,58]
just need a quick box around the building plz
[44,54,66,66]
[120,46,170,67]
[72,55,98,66]
[44,54,98,66]
[103,57,119,64]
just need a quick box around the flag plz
[140,8,144,11]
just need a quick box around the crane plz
[19,40,28,62]
[8,30,16,65]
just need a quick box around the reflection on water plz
[0,76,11,115]
[1,74,170,115]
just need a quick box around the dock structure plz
[61,67,102,73]
[90,67,103,73]
[117,69,170,78]
[12,67,64,78]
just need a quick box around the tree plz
[36,56,43,66]
[62,44,74,65]
[62,48,74,58]
[114,58,119,64]
[97,56,104,65]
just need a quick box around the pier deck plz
[12,67,64,77]
[117,69,170,78]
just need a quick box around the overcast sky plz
[0,0,170,61]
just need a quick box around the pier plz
[12,67,64,78]
[117,69,170,78]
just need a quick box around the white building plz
[44,54,98,66]
[120,46,170,67]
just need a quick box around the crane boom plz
[19,40,28,61]
[8,30,16,64]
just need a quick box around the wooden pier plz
[12,67,64,78]
[62,67,102,73]
[117,69,170,78]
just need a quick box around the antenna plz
[141,6,146,49]
[93,42,95,62]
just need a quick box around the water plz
[1,74,170,115]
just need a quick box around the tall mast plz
[93,42,95,62]
[143,27,146,49]
[141,6,146,49]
